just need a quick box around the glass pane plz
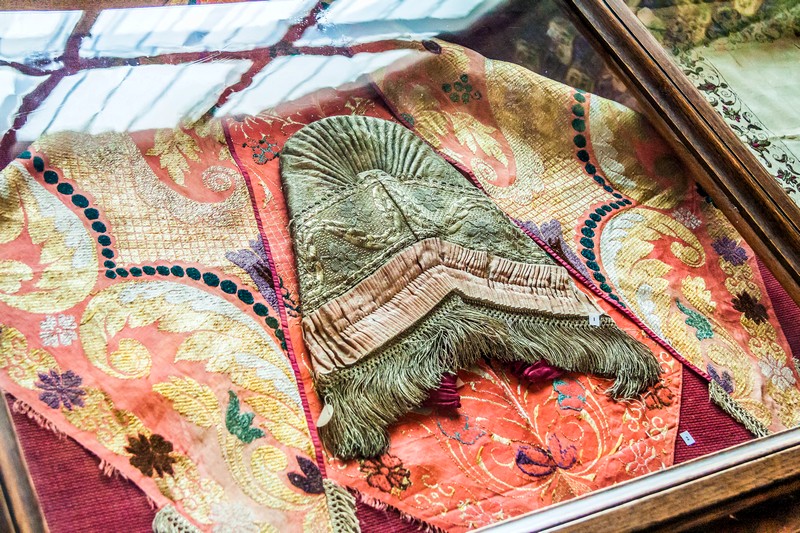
[0,2,797,532]
[625,0,800,206]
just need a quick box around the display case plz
[1,1,799,532]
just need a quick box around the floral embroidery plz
[436,415,486,445]
[731,291,768,324]
[460,500,506,528]
[642,380,675,410]
[35,369,85,410]
[442,74,481,104]
[515,434,577,477]
[676,299,713,340]
[553,379,587,412]
[225,390,265,444]
[241,135,280,165]
[359,453,411,496]
[759,356,797,391]
[708,364,734,394]
[39,314,78,347]
[126,433,177,477]
[146,128,201,186]
[226,237,280,311]
[287,456,324,494]
[712,236,748,266]
[672,207,701,230]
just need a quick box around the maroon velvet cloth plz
[673,370,753,464]
[509,360,565,382]
[757,257,800,359]
[7,395,156,533]
[355,501,423,533]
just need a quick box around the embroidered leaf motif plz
[146,128,201,186]
[226,390,265,444]
[681,276,716,315]
[676,299,713,340]
[154,377,219,429]
[287,456,324,494]
[450,112,508,166]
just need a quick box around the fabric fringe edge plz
[356,491,445,533]
[318,295,660,459]
[709,380,770,438]
[324,479,361,533]
[12,398,66,439]
[152,505,201,533]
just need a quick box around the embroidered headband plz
[281,115,660,459]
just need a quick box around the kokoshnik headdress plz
[281,115,660,459]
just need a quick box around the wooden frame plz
[1,0,799,531]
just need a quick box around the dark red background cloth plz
[673,370,753,464]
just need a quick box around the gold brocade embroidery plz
[147,128,201,186]
[32,132,257,280]
[0,325,58,389]
[0,164,98,313]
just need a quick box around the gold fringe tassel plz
[318,294,660,459]
[152,505,200,533]
[708,380,770,438]
[324,479,361,533]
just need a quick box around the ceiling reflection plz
[0,0,509,167]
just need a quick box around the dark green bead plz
[186,267,201,280]
[265,317,279,329]
[116,268,129,278]
[170,265,184,277]
[43,170,58,184]
[33,156,44,172]
[85,208,99,220]
[585,164,596,174]
[18,151,31,159]
[143,266,156,275]
[572,119,585,132]
[102,248,114,258]
[156,265,170,276]
[593,272,606,283]
[574,134,587,148]
[581,227,594,238]
[56,183,73,195]
[573,93,586,103]
[203,272,219,287]
[253,303,268,316]
[104,260,115,269]
[105,270,116,279]
[572,104,585,117]
[577,150,590,162]
[91,221,106,233]
[237,289,254,305]
[581,249,596,261]
[130,267,143,277]
[580,237,594,248]
[220,280,237,294]
[72,195,89,208]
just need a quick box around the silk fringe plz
[324,479,361,533]
[317,295,660,459]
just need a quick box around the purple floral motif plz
[707,364,734,394]
[539,219,592,279]
[35,369,85,410]
[515,434,578,478]
[711,236,748,266]
[226,236,280,311]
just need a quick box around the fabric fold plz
[280,115,660,459]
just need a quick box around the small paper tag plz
[588,313,601,327]
[679,430,695,446]
[316,404,334,427]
